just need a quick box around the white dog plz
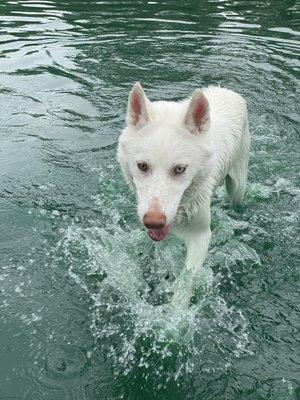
[118,83,250,308]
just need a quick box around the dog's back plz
[202,86,250,191]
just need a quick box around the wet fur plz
[118,84,250,308]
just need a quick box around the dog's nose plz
[143,211,166,229]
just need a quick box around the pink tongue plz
[148,225,169,241]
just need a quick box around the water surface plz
[0,1,299,399]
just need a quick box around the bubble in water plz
[46,346,89,380]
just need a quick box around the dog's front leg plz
[171,205,211,309]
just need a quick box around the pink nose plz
[143,211,166,229]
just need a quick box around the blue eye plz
[173,165,187,175]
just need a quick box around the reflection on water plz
[0,1,299,399]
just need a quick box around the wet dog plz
[118,83,250,307]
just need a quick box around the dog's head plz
[118,83,213,241]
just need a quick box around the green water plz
[0,1,299,399]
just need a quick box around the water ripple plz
[0,0,299,399]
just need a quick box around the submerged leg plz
[171,205,211,309]
[226,172,246,207]
[226,139,250,207]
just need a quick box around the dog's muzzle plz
[143,211,169,241]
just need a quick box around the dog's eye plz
[173,165,187,175]
[137,162,148,172]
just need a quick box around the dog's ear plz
[183,89,210,134]
[126,82,151,129]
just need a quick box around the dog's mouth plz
[147,225,170,241]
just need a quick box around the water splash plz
[53,162,256,387]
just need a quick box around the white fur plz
[118,83,250,308]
